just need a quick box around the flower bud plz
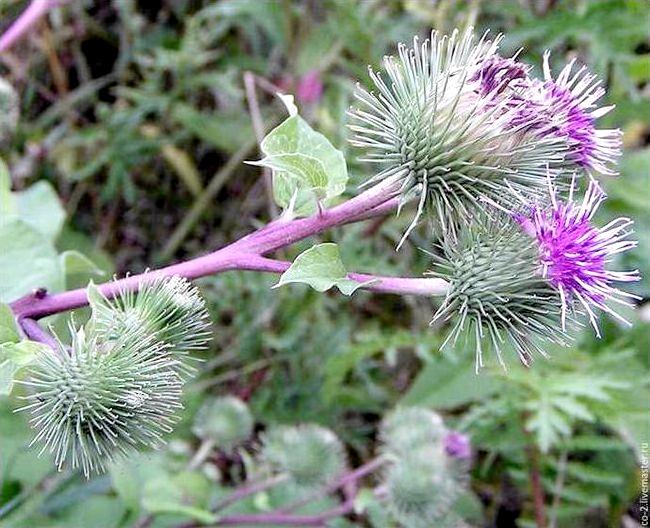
[380,406,446,456]
[19,325,183,476]
[430,213,569,370]
[261,424,345,488]
[444,431,472,461]
[192,396,253,452]
[89,276,210,375]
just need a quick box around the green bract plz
[192,395,253,451]
[261,424,345,488]
[430,214,569,370]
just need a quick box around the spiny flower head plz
[430,213,570,370]
[385,451,460,528]
[261,424,345,488]
[349,28,567,243]
[192,395,253,451]
[19,325,183,476]
[380,406,446,457]
[380,407,470,528]
[515,52,622,174]
[516,176,639,336]
[89,275,210,375]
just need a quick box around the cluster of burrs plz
[18,277,210,476]
[195,399,471,528]
[350,28,639,369]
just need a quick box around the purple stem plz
[277,456,386,515]
[213,475,289,512]
[216,505,348,526]
[238,255,448,296]
[19,318,59,349]
[179,458,385,527]
[11,178,445,325]
[0,0,66,54]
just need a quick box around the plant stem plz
[19,319,59,349]
[187,438,216,471]
[278,456,386,514]
[12,176,441,329]
[178,458,385,527]
[244,70,277,219]
[526,443,547,528]
[237,255,449,296]
[0,0,68,54]
[213,474,289,512]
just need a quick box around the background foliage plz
[0,0,648,527]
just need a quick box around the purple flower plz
[471,53,530,96]
[516,52,622,174]
[517,176,639,336]
[444,431,472,460]
[296,70,323,105]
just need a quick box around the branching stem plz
[11,177,449,341]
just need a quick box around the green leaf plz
[14,181,65,241]
[525,389,572,453]
[60,250,105,286]
[0,340,46,395]
[275,243,368,295]
[58,496,126,528]
[0,219,62,302]
[142,471,216,523]
[249,153,330,207]
[0,303,20,343]
[402,354,502,409]
[170,103,254,153]
[254,98,347,216]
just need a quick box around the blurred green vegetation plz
[0,0,648,527]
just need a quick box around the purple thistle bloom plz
[471,53,530,96]
[516,52,622,175]
[444,431,472,460]
[517,176,639,336]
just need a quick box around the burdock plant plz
[17,278,209,476]
[5,25,639,484]
[349,29,569,241]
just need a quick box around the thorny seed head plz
[19,325,183,477]
[380,406,446,457]
[89,276,210,376]
[192,395,253,452]
[430,213,570,370]
[261,424,345,488]
[380,407,470,528]
[349,28,568,244]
